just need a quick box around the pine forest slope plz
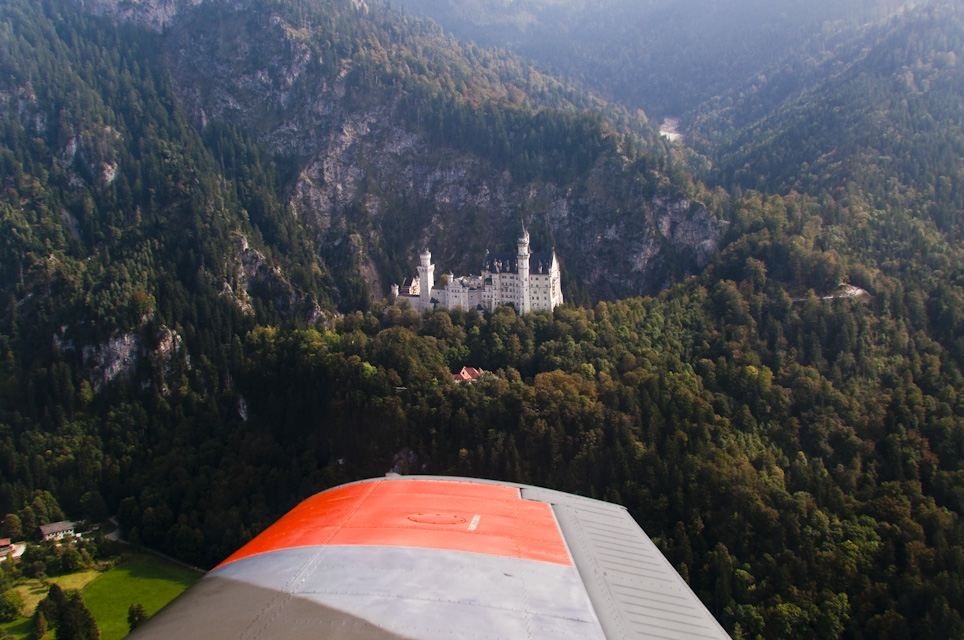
[692,1,964,223]
[390,0,913,117]
[689,0,964,318]
[1,0,964,639]
[151,0,719,304]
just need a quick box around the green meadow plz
[82,555,202,640]
[2,554,202,640]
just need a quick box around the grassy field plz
[83,555,202,640]
[12,570,102,616]
[2,554,202,640]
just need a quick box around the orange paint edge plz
[217,478,571,568]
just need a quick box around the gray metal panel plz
[230,545,606,640]
[521,487,731,640]
[135,545,607,640]
[127,575,415,640]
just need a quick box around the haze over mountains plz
[2,0,964,637]
[390,0,915,116]
[397,0,964,306]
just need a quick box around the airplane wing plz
[129,476,732,639]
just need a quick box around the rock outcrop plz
[215,234,326,323]
[79,323,191,394]
[74,0,205,31]
[283,108,719,298]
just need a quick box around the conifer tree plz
[56,593,99,640]
[31,609,47,640]
[127,603,148,631]
[1,515,20,541]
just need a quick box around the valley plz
[0,0,963,637]
[659,117,683,142]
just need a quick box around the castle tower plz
[417,248,435,311]
[517,226,531,314]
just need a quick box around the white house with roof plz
[38,520,76,541]
[393,227,563,314]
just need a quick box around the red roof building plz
[453,367,483,382]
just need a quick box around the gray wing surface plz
[130,476,732,640]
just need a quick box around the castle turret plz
[517,226,531,314]
[395,232,561,314]
[417,249,435,311]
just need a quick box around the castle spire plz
[517,223,531,314]
[417,248,435,311]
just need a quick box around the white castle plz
[392,227,564,314]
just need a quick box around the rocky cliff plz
[285,112,719,299]
[78,0,204,31]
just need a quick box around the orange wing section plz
[217,478,572,568]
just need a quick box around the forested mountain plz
[126,0,719,304]
[390,0,912,117]
[3,0,964,638]
[692,1,964,221]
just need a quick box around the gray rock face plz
[283,107,720,298]
[74,0,205,31]
[82,332,140,393]
[81,325,185,394]
[290,119,721,297]
[213,234,325,324]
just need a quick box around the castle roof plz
[484,251,556,274]
[445,275,485,290]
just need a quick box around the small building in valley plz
[39,521,76,542]
[453,367,484,383]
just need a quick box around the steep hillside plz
[391,0,912,116]
[693,1,964,221]
[149,0,718,303]
[681,0,964,314]
[0,0,331,387]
